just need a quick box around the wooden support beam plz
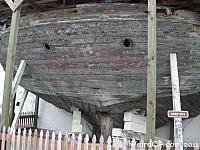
[33,95,40,130]
[1,2,22,128]
[4,0,15,11]
[11,60,26,100]
[10,89,28,134]
[13,0,24,12]
[146,0,157,142]
[170,53,183,150]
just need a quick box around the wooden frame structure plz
[1,0,25,127]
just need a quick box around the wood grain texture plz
[1,3,200,128]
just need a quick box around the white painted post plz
[170,53,183,150]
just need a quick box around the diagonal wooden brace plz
[4,0,15,11]
[4,0,24,11]
[11,60,26,100]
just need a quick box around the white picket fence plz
[0,127,199,150]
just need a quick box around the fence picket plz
[64,132,69,150]
[44,130,49,150]
[92,135,96,150]
[122,138,128,150]
[114,137,119,150]
[21,129,26,150]
[27,129,32,150]
[1,126,6,150]
[10,127,16,150]
[84,134,89,150]
[139,139,145,150]
[51,131,56,150]
[99,135,104,150]
[6,127,11,150]
[107,136,112,150]
[166,140,171,150]
[33,129,38,150]
[70,133,75,150]
[77,133,82,150]
[16,128,21,150]
[131,138,136,150]
[57,131,62,150]
[39,130,44,150]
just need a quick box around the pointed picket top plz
[114,137,119,150]
[77,134,82,150]
[107,136,112,150]
[16,128,21,150]
[131,138,136,150]
[122,138,128,150]
[6,127,11,150]
[148,139,153,150]
[99,135,104,150]
[91,134,96,150]
[44,130,50,150]
[84,134,89,150]
[11,127,16,150]
[157,140,163,150]
[140,139,145,150]
[194,143,199,150]
[57,131,62,150]
[27,128,32,150]
[51,131,56,150]
[1,126,6,150]
[21,128,26,150]
[71,133,75,150]
[64,132,69,150]
[166,140,171,150]
[39,130,44,150]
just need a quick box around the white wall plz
[15,89,93,135]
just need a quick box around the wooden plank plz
[1,126,6,150]
[63,132,69,150]
[13,0,24,11]
[10,127,16,150]
[146,0,157,143]
[4,0,14,11]
[170,53,183,150]
[16,128,21,150]
[99,135,104,150]
[33,96,39,130]
[57,131,62,150]
[44,130,50,150]
[21,129,26,150]
[10,89,28,133]
[11,60,26,100]
[107,136,111,150]
[33,129,38,150]
[70,133,75,150]
[39,130,44,150]
[1,2,22,127]
[51,131,56,150]
[6,127,11,150]
[91,135,96,150]
[84,134,89,150]
[27,129,32,150]
[131,138,136,150]
[77,134,82,150]
[122,138,128,150]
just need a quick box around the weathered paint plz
[0,3,200,127]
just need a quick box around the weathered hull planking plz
[1,3,200,128]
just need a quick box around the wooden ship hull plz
[1,3,200,133]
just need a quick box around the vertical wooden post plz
[146,0,157,142]
[170,53,183,150]
[33,95,40,130]
[1,4,22,127]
